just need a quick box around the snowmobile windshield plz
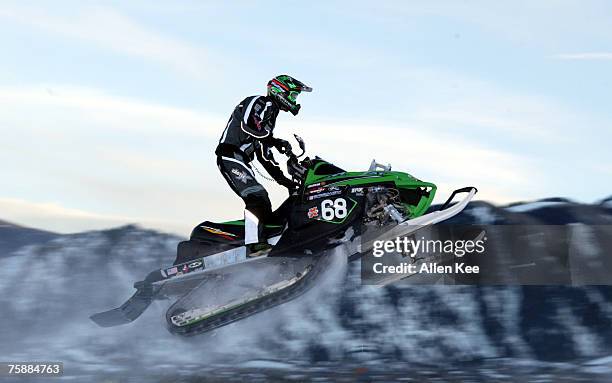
[313,162,345,176]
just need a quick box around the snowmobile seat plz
[189,220,284,244]
[174,221,285,266]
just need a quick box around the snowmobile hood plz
[303,158,437,217]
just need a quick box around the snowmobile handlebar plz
[284,135,309,185]
[286,154,310,185]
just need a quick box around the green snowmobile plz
[91,135,477,336]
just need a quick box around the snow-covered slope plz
[601,195,612,208]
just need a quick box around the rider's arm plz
[240,96,274,139]
[255,143,295,189]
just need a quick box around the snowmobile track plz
[165,253,332,336]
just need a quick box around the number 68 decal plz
[321,198,348,220]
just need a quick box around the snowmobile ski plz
[90,283,159,327]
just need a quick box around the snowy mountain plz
[0,219,58,258]
[600,195,612,208]
[1,198,612,381]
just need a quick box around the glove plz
[278,176,299,193]
[286,183,299,194]
[273,138,292,155]
[287,157,307,180]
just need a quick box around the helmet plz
[267,75,312,116]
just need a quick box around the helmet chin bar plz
[276,96,300,115]
[290,104,301,116]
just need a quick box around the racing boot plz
[247,242,272,258]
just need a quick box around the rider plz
[215,75,312,257]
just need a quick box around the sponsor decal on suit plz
[231,168,253,184]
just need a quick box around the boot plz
[247,242,272,258]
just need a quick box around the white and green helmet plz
[267,75,312,115]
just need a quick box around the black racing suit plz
[215,95,294,245]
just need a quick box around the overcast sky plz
[1,0,611,235]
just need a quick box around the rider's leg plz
[217,156,272,247]
[243,192,272,245]
[267,194,295,226]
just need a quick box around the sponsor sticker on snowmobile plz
[188,261,203,269]
[351,187,364,195]
[307,182,323,188]
[368,186,386,193]
[307,187,324,194]
[308,190,342,200]
[201,225,238,240]
[166,266,178,275]
[307,207,319,218]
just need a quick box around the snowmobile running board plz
[359,186,477,253]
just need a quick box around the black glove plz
[278,176,299,193]
[273,138,292,155]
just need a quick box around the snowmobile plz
[90,135,477,336]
